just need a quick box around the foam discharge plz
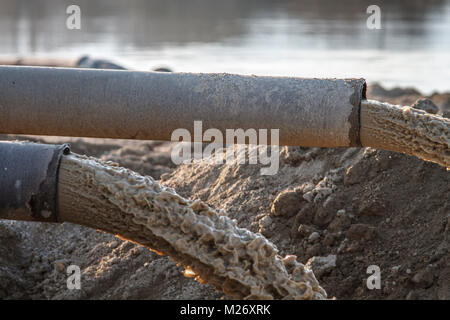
[361,99,449,169]
[58,154,327,300]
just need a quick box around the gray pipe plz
[0,141,69,222]
[0,66,366,147]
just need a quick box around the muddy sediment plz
[57,154,327,300]
[360,99,450,168]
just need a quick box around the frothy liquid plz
[58,154,326,300]
[361,100,450,168]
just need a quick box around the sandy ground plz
[0,83,449,300]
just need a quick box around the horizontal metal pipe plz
[0,66,366,147]
[0,141,69,222]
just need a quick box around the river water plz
[0,0,449,93]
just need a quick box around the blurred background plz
[0,0,449,93]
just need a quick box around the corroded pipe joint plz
[0,141,70,222]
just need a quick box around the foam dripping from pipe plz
[57,154,327,300]
[360,99,449,169]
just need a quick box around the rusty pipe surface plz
[0,66,366,147]
[0,141,69,222]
